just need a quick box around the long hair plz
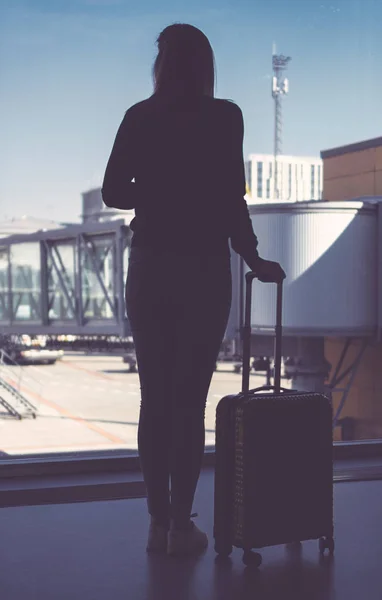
[152,23,216,98]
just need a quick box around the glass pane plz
[326,339,382,443]
[47,242,76,321]
[123,241,130,283]
[0,0,380,461]
[81,236,115,320]
[10,244,41,321]
[0,247,9,322]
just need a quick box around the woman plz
[102,23,285,557]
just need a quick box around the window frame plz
[1,440,382,480]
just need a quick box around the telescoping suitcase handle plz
[242,272,283,397]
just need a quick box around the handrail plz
[0,349,22,390]
[0,349,42,406]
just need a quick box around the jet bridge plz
[0,219,131,336]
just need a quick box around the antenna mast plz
[272,46,291,200]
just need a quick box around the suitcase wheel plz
[319,537,335,555]
[214,540,233,557]
[242,550,262,568]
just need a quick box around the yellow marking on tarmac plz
[61,360,116,380]
[3,378,127,445]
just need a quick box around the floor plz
[0,469,381,600]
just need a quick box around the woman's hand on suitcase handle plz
[251,257,286,284]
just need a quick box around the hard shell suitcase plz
[214,272,334,567]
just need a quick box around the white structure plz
[0,216,64,239]
[245,154,323,203]
[82,188,135,226]
[245,200,377,336]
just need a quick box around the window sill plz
[0,442,382,509]
[1,440,382,479]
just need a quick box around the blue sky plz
[0,0,381,223]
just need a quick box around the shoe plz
[146,518,170,553]
[167,513,208,557]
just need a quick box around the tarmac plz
[0,352,277,456]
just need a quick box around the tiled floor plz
[0,469,381,600]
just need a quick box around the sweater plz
[102,91,259,266]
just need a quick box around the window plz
[311,164,315,199]
[257,161,263,198]
[0,0,381,476]
[266,179,271,199]
[245,160,252,195]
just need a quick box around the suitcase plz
[214,271,334,567]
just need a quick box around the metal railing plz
[0,350,41,419]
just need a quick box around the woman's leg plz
[168,255,232,526]
[126,248,231,527]
[125,253,177,527]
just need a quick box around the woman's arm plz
[226,103,260,270]
[101,108,140,210]
[226,103,286,283]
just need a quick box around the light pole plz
[272,47,291,200]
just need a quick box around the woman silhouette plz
[102,23,285,557]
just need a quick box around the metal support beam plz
[329,338,352,389]
[52,245,76,301]
[75,235,84,327]
[331,339,369,429]
[115,225,130,337]
[44,242,77,318]
[40,239,49,326]
[7,245,13,323]
[80,235,116,318]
